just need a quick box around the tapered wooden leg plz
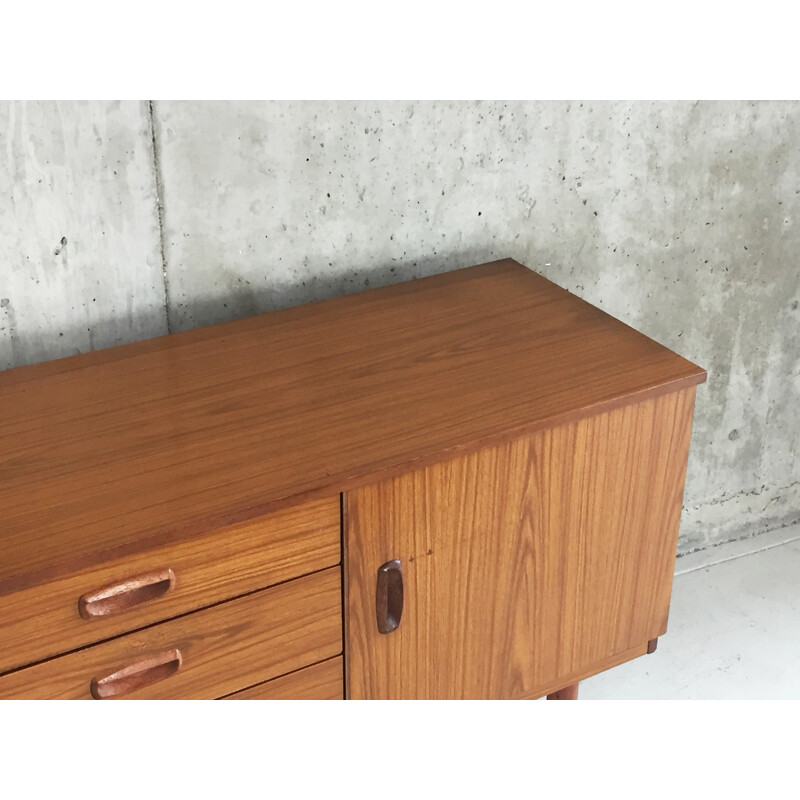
[547,682,579,700]
[647,637,658,654]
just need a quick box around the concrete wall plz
[2,100,798,553]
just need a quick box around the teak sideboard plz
[0,259,706,700]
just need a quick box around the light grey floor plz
[580,524,800,699]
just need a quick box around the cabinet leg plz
[547,682,579,700]
[647,637,658,654]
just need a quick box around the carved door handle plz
[376,559,403,634]
[90,649,183,699]
[79,568,176,619]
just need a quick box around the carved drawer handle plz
[376,559,403,634]
[78,568,177,620]
[90,649,183,699]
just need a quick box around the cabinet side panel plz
[346,389,696,700]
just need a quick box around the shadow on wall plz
[3,248,537,370]
[162,246,529,333]
[0,306,169,373]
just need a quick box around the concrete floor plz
[581,524,800,699]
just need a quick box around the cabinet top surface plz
[0,259,705,590]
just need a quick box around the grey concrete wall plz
[2,100,798,553]
[0,101,167,368]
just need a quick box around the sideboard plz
[0,259,706,699]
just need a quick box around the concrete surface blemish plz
[53,236,67,256]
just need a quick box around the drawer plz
[223,656,344,700]
[0,496,340,674]
[0,567,341,699]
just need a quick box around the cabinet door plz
[345,388,697,699]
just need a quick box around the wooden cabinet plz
[0,259,705,699]
[346,390,696,699]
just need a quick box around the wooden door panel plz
[345,388,697,699]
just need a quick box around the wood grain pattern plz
[0,259,705,594]
[0,567,341,699]
[345,388,697,700]
[0,497,339,674]
[222,657,344,700]
[529,642,648,700]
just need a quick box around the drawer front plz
[223,656,343,700]
[0,497,340,674]
[0,567,341,699]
